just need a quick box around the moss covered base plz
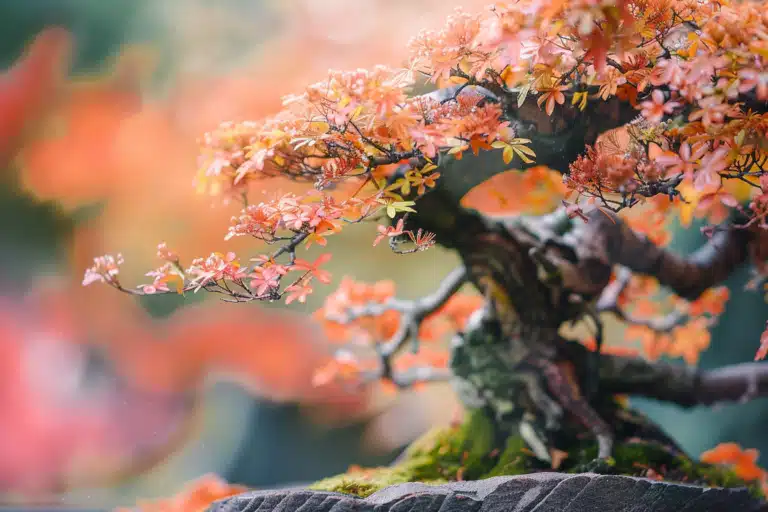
[311,410,764,500]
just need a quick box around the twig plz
[596,266,687,332]
[326,266,468,380]
[362,366,453,389]
[595,266,633,313]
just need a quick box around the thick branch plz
[580,208,752,300]
[610,359,768,408]
[562,341,768,408]
[694,363,768,405]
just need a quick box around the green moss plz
[310,410,765,500]
[567,439,677,473]
[483,435,528,478]
[676,457,765,500]
[311,410,532,497]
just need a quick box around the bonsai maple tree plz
[84,0,768,497]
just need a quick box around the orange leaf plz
[550,449,569,470]
[756,323,768,361]
[469,135,493,156]
[126,474,247,512]
[701,443,768,482]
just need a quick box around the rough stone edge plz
[207,472,768,512]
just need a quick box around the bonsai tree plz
[85,0,768,501]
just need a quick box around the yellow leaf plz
[724,177,754,203]
[517,81,532,108]
[458,57,473,76]
[502,145,514,164]
[750,41,768,59]
[309,121,330,133]
[513,147,534,164]
[385,178,408,194]
[385,200,416,218]
[572,91,588,111]
[500,67,517,88]
[159,274,185,294]
[676,181,701,227]
[514,144,536,157]
[385,191,405,201]
[195,170,208,194]
[350,105,364,120]
[735,129,746,147]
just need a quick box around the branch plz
[595,266,633,312]
[362,366,453,389]
[596,266,688,332]
[242,231,310,275]
[694,363,768,405]
[613,359,768,408]
[581,208,752,301]
[326,266,467,380]
[562,341,768,408]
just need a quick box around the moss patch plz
[311,410,765,499]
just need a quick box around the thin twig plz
[326,266,467,380]
[596,266,687,332]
